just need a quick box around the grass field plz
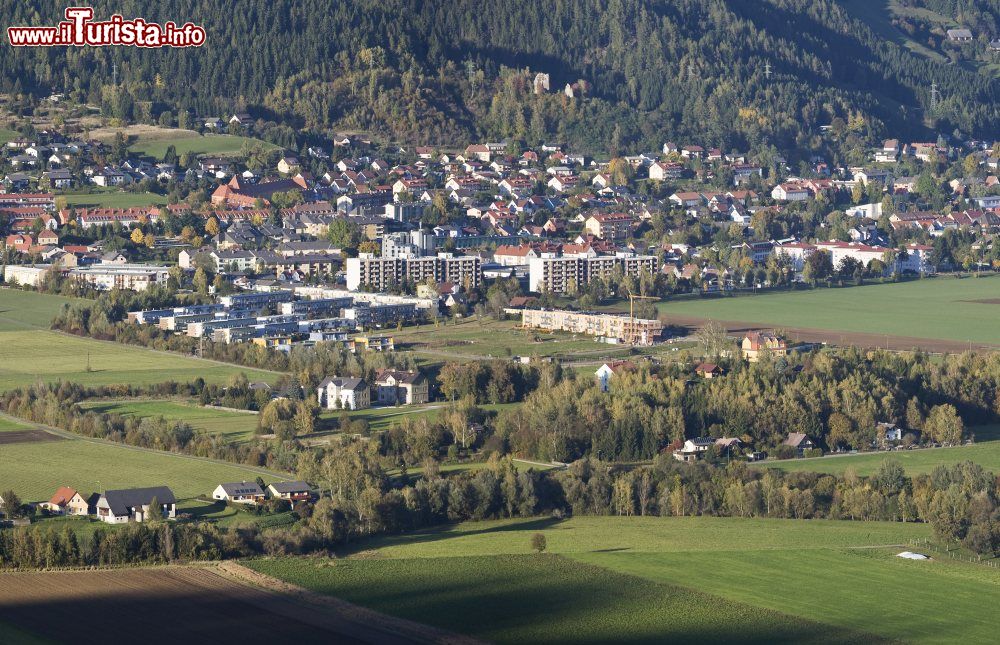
[0,290,278,390]
[761,425,1000,476]
[79,399,259,443]
[0,288,85,331]
[839,0,948,63]
[0,128,19,146]
[60,188,168,209]
[659,275,1000,346]
[89,125,279,159]
[0,416,285,500]
[250,515,992,644]
[0,329,277,390]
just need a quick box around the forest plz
[2,1,997,156]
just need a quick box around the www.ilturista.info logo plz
[7,7,205,48]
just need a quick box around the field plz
[89,124,279,159]
[59,188,168,209]
[761,425,1000,476]
[250,515,999,644]
[659,275,1000,350]
[395,317,693,367]
[79,399,259,443]
[0,567,394,644]
[0,329,277,390]
[839,0,949,63]
[0,288,84,331]
[0,415,286,500]
[0,128,19,146]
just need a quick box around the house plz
[771,183,810,201]
[695,363,723,378]
[595,360,636,392]
[267,481,313,503]
[317,376,370,410]
[277,156,300,174]
[673,437,714,462]
[40,487,92,516]
[374,369,429,405]
[95,486,176,523]
[37,229,59,246]
[212,481,266,505]
[741,332,788,362]
[783,433,815,456]
[583,213,632,239]
[947,28,973,42]
[669,192,702,208]
[878,422,904,443]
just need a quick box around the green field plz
[0,129,19,146]
[659,275,1000,346]
[130,133,277,160]
[0,417,285,500]
[79,399,259,443]
[0,288,85,331]
[0,291,278,390]
[249,516,994,644]
[0,330,276,390]
[60,189,168,209]
[762,426,1000,476]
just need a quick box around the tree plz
[205,217,221,237]
[130,228,145,244]
[193,267,210,295]
[530,532,547,553]
[695,320,729,359]
[0,490,22,518]
[925,404,964,445]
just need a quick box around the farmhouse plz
[783,433,815,456]
[40,487,92,516]
[212,481,266,505]
[267,481,313,503]
[695,363,723,378]
[96,486,176,524]
[741,332,788,362]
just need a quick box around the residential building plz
[583,213,633,239]
[374,369,429,405]
[267,481,313,503]
[527,253,658,294]
[595,360,636,392]
[40,487,91,516]
[317,376,371,410]
[741,332,788,362]
[95,486,176,524]
[520,309,662,346]
[212,482,266,505]
[345,253,482,291]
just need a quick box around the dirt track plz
[0,564,479,645]
[667,314,1000,354]
[0,429,64,445]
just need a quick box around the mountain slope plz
[2,0,997,153]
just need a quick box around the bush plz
[530,532,547,553]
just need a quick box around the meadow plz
[761,426,1000,477]
[0,329,277,391]
[249,515,996,644]
[0,416,286,500]
[0,288,84,331]
[79,399,259,443]
[88,125,279,160]
[59,188,168,209]
[659,275,1000,347]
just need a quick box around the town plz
[1,1,1000,642]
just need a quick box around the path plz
[0,411,292,482]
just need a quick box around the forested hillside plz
[2,0,998,154]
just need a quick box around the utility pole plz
[764,61,772,80]
[930,82,939,113]
[112,62,117,87]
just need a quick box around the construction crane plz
[625,290,659,345]
[628,292,658,320]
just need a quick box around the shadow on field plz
[348,516,565,554]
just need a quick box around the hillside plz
[2,0,998,154]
